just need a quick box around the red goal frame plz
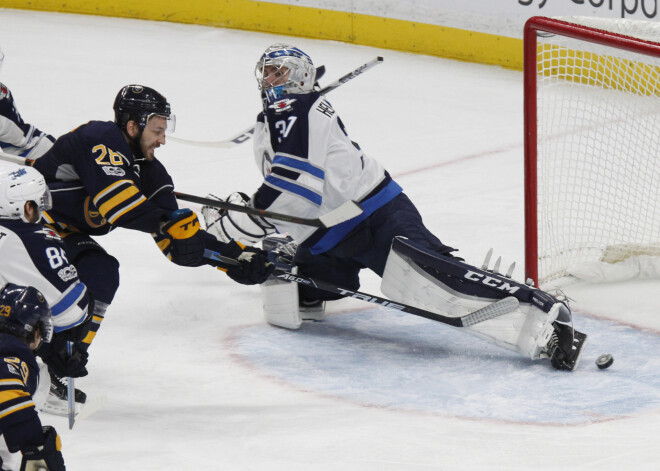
[523,16,660,286]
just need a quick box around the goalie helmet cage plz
[523,16,660,287]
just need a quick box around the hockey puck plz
[596,354,614,369]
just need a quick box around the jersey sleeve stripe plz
[264,175,322,205]
[96,184,140,216]
[92,179,134,204]
[50,281,87,316]
[0,400,36,421]
[105,195,147,224]
[272,154,325,179]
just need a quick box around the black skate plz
[43,373,87,416]
[547,322,587,371]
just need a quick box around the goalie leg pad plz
[381,237,562,359]
[261,270,302,330]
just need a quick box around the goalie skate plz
[544,323,588,371]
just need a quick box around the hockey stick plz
[168,56,384,148]
[0,149,33,165]
[66,342,75,429]
[0,152,362,228]
[206,252,519,328]
[175,192,362,228]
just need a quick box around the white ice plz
[1,8,659,470]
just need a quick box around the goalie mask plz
[0,283,53,346]
[0,163,52,222]
[255,44,316,100]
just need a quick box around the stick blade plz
[318,201,363,228]
[461,297,520,327]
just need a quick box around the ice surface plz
[1,8,658,470]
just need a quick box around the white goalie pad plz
[201,192,275,245]
[261,269,302,330]
[381,247,558,359]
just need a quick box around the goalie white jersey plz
[252,91,399,253]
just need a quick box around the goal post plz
[524,16,660,287]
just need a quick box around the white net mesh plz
[533,17,660,285]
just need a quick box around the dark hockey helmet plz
[0,283,53,344]
[113,84,175,132]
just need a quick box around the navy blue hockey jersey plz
[32,121,177,236]
[0,334,44,453]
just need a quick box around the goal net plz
[524,16,660,287]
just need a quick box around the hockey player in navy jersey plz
[203,44,586,371]
[28,84,272,403]
[0,284,66,471]
[0,47,56,159]
[0,163,93,416]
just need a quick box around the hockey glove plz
[201,192,275,245]
[20,426,66,471]
[226,246,274,285]
[38,334,89,378]
[156,208,207,267]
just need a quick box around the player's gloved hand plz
[20,426,66,471]
[55,311,93,344]
[38,334,89,378]
[155,208,206,267]
[222,243,274,285]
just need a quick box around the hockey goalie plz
[202,43,587,371]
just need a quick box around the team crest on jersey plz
[84,196,107,228]
[0,83,9,100]
[34,227,62,241]
[269,98,297,114]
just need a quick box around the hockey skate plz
[545,322,587,371]
[43,373,87,417]
[299,297,326,321]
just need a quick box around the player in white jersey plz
[0,47,56,159]
[203,44,587,371]
[0,163,93,415]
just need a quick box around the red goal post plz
[524,16,660,287]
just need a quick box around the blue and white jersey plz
[0,83,55,159]
[251,91,401,253]
[0,218,89,332]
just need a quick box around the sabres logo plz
[269,98,296,113]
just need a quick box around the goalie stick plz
[168,56,384,148]
[175,192,362,228]
[205,251,520,328]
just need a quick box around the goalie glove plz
[201,192,275,245]
[20,426,66,471]
[154,208,207,267]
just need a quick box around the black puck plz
[596,354,614,369]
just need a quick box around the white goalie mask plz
[255,44,316,100]
[0,163,52,222]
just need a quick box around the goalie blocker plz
[381,237,586,370]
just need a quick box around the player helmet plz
[113,84,175,132]
[255,44,316,100]
[0,163,52,222]
[0,283,53,344]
